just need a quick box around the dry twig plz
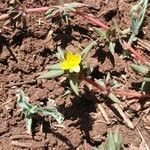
[97,104,110,124]
[113,103,134,129]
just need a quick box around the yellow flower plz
[60,51,81,73]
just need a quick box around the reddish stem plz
[74,12,146,64]
[0,7,110,31]
[0,7,109,29]
[84,78,150,99]
[84,78,106,92]
[123,41,146,64]
[26,7,49,14]
[0,6,146,64]
[0,7,50,21]
[75,10,109,30]
[112,90,150,98]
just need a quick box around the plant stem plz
[112,90,150,98]
[128,34,135,45]
[0,7,50,21]
[74,12,146,64]
[123,41,146,64]
[75,10,109,30]
[0,7,110,32]
[27,7,49,13]
[84,78,150,99]
[84,78,106,92]
[0,5,146,63]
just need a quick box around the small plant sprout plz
[92,23,131,56]
[85,73,122,103]
[3,0,27,29]
[38,41,96,95]
[17,89,64,134]
[128,0,148,45]
[131,63,150,92]
[95,73,122,103]
[93,130,123,150]
[45,1,87,25]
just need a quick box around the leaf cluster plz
[45,2,87,25]
[17,89,64,134]
[93,131,123,150]
[93,24,130,56]
[131,64,150,92]
[128,0,148,44]
[39,41,96,95]
[95,73,122,103]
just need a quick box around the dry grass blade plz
[97,104,110,124]
[137,129,149,150]
[2,99,13,106]
[4,80,36,88]
[137,38,150,52]
[113,103,134,129]
[11,140,49,148]
[11,141,32,148]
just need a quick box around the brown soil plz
[0,0,150,150]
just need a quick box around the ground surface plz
[0,0,150,150]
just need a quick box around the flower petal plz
[60,51,81,72]
[66,52,74,60]
[70,65,80,73]
[73,54,81,65]
[60,60,70,70]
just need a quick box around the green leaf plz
[110,80,122,88]
[109,42,115,56]
[93,131,123,150]
[92,146,105,150]
[26,118,32,134]
[93,27,106,37]
[121,28,131,35]
[130,0,148,35]
[42,108,64,124]
[62,90,71,97]
[45,63,61,70]
[38,70,64,79]
[108,93,121,103]
[131,64,149,75]
[94,79,106,89]
[64,13,69,24]
[81,41,96,60]
[45,8,58,21]
[30,105,39,114]
[45,7,57,16]
[67,3,86,9]
[106,73,111,83]
[69,74,79,95]
[114,132,122,150]
[17,90,38,134]
[141,81,150,93]
[143,77,150,82]
[106,131,122,150]
[56,47,65,60]
[17,90,64,134]
[128,0,148,44]
[17,89,33,111]
[65,4,76,12]
[106,132,116,150]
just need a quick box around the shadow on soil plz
[60,89,102,148]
